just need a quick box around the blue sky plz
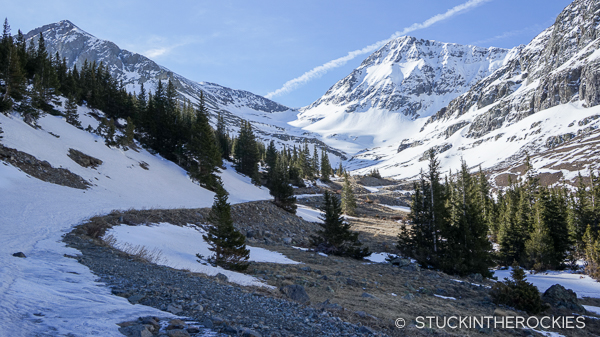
[2,0,571,108]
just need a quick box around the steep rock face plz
[430,0,600,138]
[301,36,512,120]
[348,0,600,183]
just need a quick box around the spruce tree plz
[216,111,230,160]
[200,185,250,271]
[320,149,331,182]
[525,187,557,270]
[498,186,529,266]
[234,120,260,184]
[444,160,493,277]
[569,173,593,259]
[269,155,297,214]
[123,117,135,146]
[265,140,278,187]
[312,190,369,259]
[64,96,81,128]
[584,225,600,280]
[341,173,357,216]
[188,93,222,190]
[490,262,548,314]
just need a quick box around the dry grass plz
[102,233,166,264]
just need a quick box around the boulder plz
[389,257,411,267]
[542,284,586,313]
[280,284,310,304]
[12,252,26,258]
[215,273,228,282]
[118,325,153,337]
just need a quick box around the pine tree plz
[200,185,250,271]
[525,187,557,271]
[490,262,549,314]
[123,117,135,146]
[443,160,493,277]
[234,120,260,184]
[569,173,594,259]
[105,118,116,146]
[498,185,530,266]
[320,149,331,182]
[312,144,319,177]
[269,155,297,214]
[341,173,357,216]
[584,225,600,280]
[265,140,278,187]
[311,190,370,259]
[64,96,81,128]
[188,93,222,190]
[216,111,230,159]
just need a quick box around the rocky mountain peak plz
[301,35,512,121]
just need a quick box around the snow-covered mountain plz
[305,0,600,185]
[292,36,516,154]
[24,20,348,160]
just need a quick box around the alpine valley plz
[27,0,600,186]
[3,0,600,337]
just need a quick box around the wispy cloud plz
[470,24,543,45]
[265,0,492,99]
[122,35,202,59]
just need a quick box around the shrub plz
[490,262,549,314]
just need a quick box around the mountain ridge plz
[24,20,350,160]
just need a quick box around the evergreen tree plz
[498,185,530,266]
[188,93,221,190]
[584,225,600,280]
[122,116,135,146]
[234,120,260,184]
[312,144,319,177]
[64,96,81,128]
[490,262,549,314]
[400,151,448,268]
[105,118,116,146]
[341,173,357,216]
[338,161,344,177]
[200,185,250,271]
[569,173,594,259]
[269,155,297,214]
[311,190,370,259]
[320,149,331,182]
[265,140,278,187]
[216,111,230,159]
[525,187,559,270]
[444,160,493,277]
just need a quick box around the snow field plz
[0,110,274,336]
[104,222,300,288]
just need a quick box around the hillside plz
[0,103,273,336]
[24,20,348,161]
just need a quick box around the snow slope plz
[105,222,299,288]
[344,0,600,181]
[494,268,600,299]
[293,36,514,155]
[0,108,273,336]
